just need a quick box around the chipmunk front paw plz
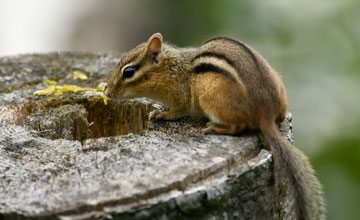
[149,109,163,120]
[149,109,184,121]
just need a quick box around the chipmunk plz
[104,33,325,220]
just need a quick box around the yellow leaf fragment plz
[73,71,88,80]
[96,82,107,92]
[100,93,108,105]
[59,85,83,93]
[33,85,98,96]
[54,90,63,96]
[33,86,56,95]
[96,85,104,92]
[43,80,57,85]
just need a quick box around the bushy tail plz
[261,123,325,220]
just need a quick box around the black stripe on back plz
[193,63,235,81]
[204,37,260,69]
[191,52,236,70]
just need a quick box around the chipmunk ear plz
[146,33,163,57]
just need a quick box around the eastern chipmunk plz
[104,33,325,220]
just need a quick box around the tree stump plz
[0,52,294,220]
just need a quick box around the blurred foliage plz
[313,136,360,220]
[67,0,360,219]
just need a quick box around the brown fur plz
[105,33,325,220]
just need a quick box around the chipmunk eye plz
[123,66,136,78]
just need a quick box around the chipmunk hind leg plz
[197,77,247,135]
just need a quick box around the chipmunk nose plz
[103,85,112,98]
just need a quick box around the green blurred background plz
[1,0,359,219]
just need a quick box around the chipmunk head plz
[104,33,165,100]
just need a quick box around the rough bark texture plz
[0,52,294,220]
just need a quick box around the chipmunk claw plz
[149,109,162,120]
[203,124,216,134]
